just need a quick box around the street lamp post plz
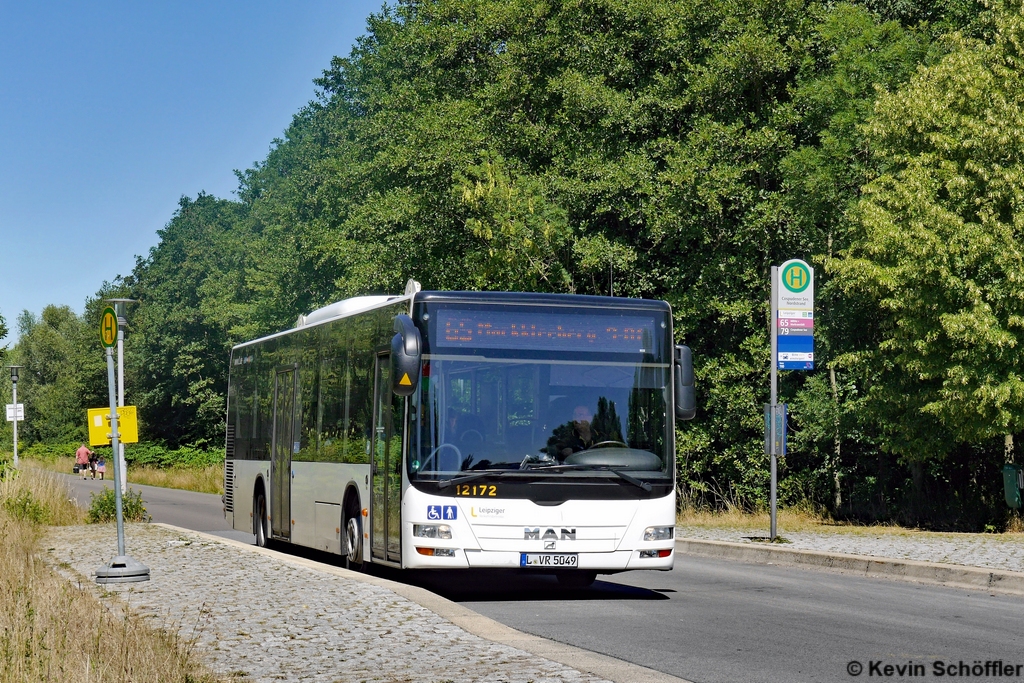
[104,298,137,495]
[8,366,22,468]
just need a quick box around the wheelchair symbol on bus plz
[427,505,457,521]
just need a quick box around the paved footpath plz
[45,524,627,683]
[43,520,1024,682]
[676,525,1024,573]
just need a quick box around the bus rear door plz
[271,368,295,540]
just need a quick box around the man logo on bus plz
[782,262,810,293]
[524,528,577,540]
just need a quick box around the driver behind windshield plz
[544,398,624,461]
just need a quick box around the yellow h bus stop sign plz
[87,406,139,446]
[100,307,118,348]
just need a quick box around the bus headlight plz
[643,526,674,541]
[413,524,452,539]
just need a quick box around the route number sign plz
[100,307,118,348]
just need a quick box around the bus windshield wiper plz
[437,470,506,490]
[525,464,653,492]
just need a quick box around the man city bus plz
[223,282,695,587]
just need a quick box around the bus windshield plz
[408,302,673,481]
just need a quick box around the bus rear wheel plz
[254,491,269,548]
[344,510,363,571]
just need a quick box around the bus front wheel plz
[254,491,269,548]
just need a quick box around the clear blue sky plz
[0,1,382,345]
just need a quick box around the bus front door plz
[371,353,403,564]
[271,368,294,540]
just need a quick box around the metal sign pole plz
[117,310,127,495]
[95,307,149,584]
[106,298,136,496]
[107,347,127,557]
[11,378,18,469]
[770,266,779,541]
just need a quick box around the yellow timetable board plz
[87,406,139,446]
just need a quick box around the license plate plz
[520,553,578,568]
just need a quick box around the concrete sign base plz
[95,555,151,584]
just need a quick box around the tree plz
[124,194,252,447]
[833,3,1024,461]
[12,306,94,443]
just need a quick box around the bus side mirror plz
[391,314,421,397]
[675,345,696,421]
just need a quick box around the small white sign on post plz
[5,404,24,422]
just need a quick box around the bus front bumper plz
[402,547,674,571]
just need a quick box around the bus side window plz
[296,359,319,462]
[347,354,373,464]
[319,358,345,462]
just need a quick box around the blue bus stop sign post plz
[770,260,814,540]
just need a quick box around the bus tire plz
[556,571,596,589]
[254,489,269,548]
[344,505,364,571]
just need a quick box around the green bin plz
[1004,464,1023,509]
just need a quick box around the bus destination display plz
[435,310,657,353]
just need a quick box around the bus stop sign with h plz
[768,259,814,541]
[93,306,150,584]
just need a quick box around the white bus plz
[224,284,695,586]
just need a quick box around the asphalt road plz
[61,476,1024,683]
[61,473,255,544]
[418,560,1024,683]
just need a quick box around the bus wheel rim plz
[346,517,360,563]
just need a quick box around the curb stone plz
[675,537,1024,595]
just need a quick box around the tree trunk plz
[910,461,925,498]
[1005,433,1014,464]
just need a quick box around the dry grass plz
[127,464,223,495]
[677,505,1024,538]
[0,467,84,526]
[26,457,223,495]
[677,506,865,533]
[0,467,227,683]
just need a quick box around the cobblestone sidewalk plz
[677,526,1024,573]
[45,524,611,683]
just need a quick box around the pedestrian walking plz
[75,444,94,480]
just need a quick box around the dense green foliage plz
[10,0,1024,529]
[19,441,223,470]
